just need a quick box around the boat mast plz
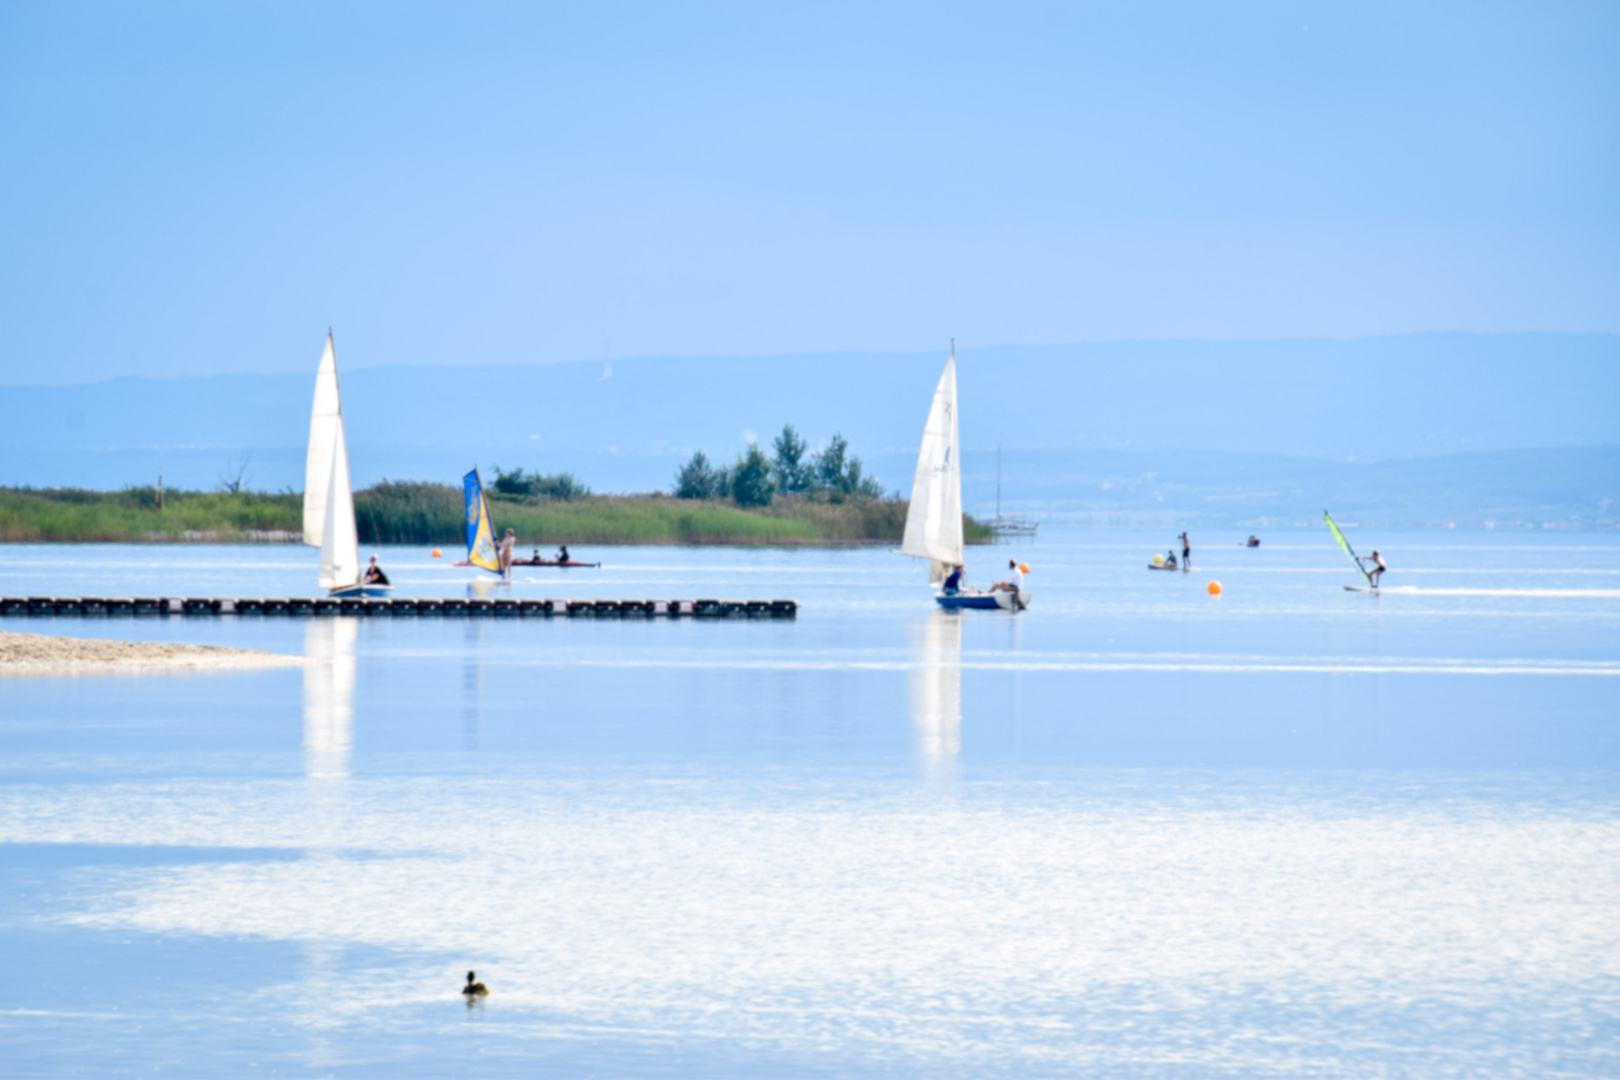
[996,443,1002,521]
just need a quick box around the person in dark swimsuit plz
[1178,532,1191,569]
[556,545,570,564]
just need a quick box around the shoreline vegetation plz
[0,484,993,547]
[0,425,996,546]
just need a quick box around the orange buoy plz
[1207,580,1222,595]
[431,548,442,559]
[1019,563,1030,574]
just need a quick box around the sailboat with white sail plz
[303,332,391,598]
[899,343,1031,611]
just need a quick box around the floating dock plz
[0,597,797,618]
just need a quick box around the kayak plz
[455,559,600,568]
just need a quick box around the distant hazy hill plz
[3,333,1615,527]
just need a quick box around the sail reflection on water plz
[909,611,962,761]
[303,618,357,779]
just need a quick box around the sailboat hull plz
[328,584,394,599]
[935,590,1031,611]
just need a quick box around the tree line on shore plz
[674,425,885,507]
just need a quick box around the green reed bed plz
[357,483,894,546]
[0,486,300,542]
[0,483,989,546]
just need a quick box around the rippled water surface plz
[2,532,1617,1077]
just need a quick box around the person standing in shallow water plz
[498,529,516,579]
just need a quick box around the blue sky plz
[1,1,1616,381]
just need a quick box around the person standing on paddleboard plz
[1178,532,1191,571]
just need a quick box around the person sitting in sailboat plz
[942,564,964,595]
[990,559,1025,594]
[362,555,390,586]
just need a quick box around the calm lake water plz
[2,531,1617,1078]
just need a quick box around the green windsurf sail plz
[1324,511,1372,586]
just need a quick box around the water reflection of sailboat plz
[303,618,356,779]
[909,611,962,761]
[299,618,354,1064]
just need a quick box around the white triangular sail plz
[304,332,361,591]
[900,350,963,580]
[303,333,342,548]
[318,421,361,590]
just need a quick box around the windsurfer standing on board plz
[1365,549,1387,588]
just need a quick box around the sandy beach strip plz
[0,629,301,676]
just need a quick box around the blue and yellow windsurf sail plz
[463,469,501,574]
[1324,510,1372,586]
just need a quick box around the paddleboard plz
[1147,564,1186,571]
[1343,585,1380,593]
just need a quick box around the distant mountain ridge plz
[2,333,1615,527]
